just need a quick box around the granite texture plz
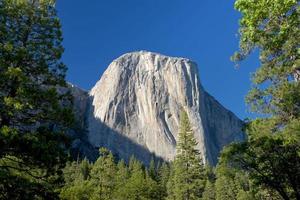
[83,51,244,165]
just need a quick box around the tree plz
[157,162,171,199]
[60,182,93,200]
[202,167,216,200]
[60,159,92,200]
[60,158,93,200]
[112,159,130,199]
[80,158,91,181]
[146,158,166,200]
[167,164,176,200]
[202,181,215,200]
[215,163,239,200]
[60,152,165,200]
[61,158,91,186]
[232,0,300,123]
[90,148,117,200]
[167,110,205,200]
[0,0,73,199]
[221,127,300,200]
[223,0,300,199]
[120,156,150,200]
[148,158,158,181]
[214,159,259,200]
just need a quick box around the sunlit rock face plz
[86,51,244,165]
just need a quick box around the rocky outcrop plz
[85,51,244,165]
[67,84,98,161]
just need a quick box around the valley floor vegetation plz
[0,0,299,199]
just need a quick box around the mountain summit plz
[71,51,244,165]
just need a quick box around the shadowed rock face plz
[67,84,99,161]
[84,51,244,165]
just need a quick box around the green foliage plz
[157,162,171,199]
[149,158,158,181]
[224,0,300,199]
[0,0,73,199]
[120,156,154,200]
[167,110,206,200]
[221,132,300,199]
[90,148,117,200]
[202,166,216,200]
[60,159,93,200]
[232,0,300,123]
[60,181,93,200]
[214,159,260,200]
[62,158,91,187]
[112,159,129,199]
[202,180,215,200]
[61,149,168,200]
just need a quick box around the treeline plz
[61,150,270,200]
[60,150,281,200]
[59,111,280,200]
[60,150,168,200]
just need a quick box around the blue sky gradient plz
[56,0,260,119]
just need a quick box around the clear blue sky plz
[56,0,260,120]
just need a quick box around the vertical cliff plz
[85,51,244,165]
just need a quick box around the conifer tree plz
[202,181,215,200]
[60,178,93,200]
[149,158,158,181]
[145,170,162,200]
[202,166,216,200]
[167,164,176,200]
[0,0,73,198]
[157,162,170,199]
[167,110,205,200]
[215,176,237,200]
[121,156,149,199]
[80,158,91,181]
[90,148,116,200]
[112,159,130,200]
[60,159,93,200]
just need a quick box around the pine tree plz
[80,158,91,181]
[146,158,164,199]
[167,110,205,200]
[60,159,93,200]
[202,166,216,200]
[202,181,215,200]
[215,176,237,200]
[113,159,130,200]
[121,156,148,200]
[145,170,162,200]
[167,164,176,200]
[157,162,170,199]
[62,161,81,187]
[148,158,158,181]
[0,0,73,199]
[90,148,116,200]
[60,178,93,200]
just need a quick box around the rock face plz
[67,84,98,161]
[86,51,244,165]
